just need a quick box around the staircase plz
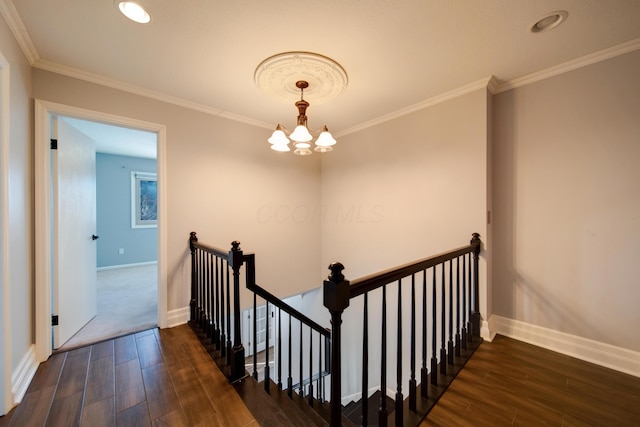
[188,232,483,426]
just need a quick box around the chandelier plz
[267,81,336,155]
[255,51,348,156]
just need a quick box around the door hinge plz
[50,139,58,150]
[51,315,59,326]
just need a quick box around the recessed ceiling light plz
[117,1,151,24]
[530,10,568,33]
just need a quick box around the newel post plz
[470,233,482,337]
[189,232,198,323]
[229,241,246,381]
[323,262,350,427]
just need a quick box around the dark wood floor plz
[0,325,256,427]
[422,334,640,426]
[2,328,640,426]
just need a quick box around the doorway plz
[55,116,159,350]
[34,100,168,362]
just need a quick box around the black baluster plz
[299,320,303,396]
[204,252,210,337]
[440,262,447,375]
[226,246,234,370]
[467,252,472,341]
[455,257,461,357]
[462,254,468,349]
[308,327,313,406]
[287,313,293,398]
[448,260,454,366]
[214,255,220,349]
[277,308,282,389]
[252,293,258,380]
[395,280,403,426]
[362,292,369,426]
[421,269,428,398]
[409,274,417,411]
[264,302,270,392]
[317,332,322,401]
[431,266,438,386]
[379,283,387,427]
[198,249,204,327]
[220,259,227,358]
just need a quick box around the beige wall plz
[321,87,489,305]
[0,12,33,412]
[492,49,640,352]
[32,69,322,311]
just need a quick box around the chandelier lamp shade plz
[268,81,337,155]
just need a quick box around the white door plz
[52,117,98,348]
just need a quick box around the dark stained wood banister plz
[348,241,480,299]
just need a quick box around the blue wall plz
[96,153,157,267]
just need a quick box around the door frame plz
[34,99,168,362]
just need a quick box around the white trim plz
[495,37,640,93]
[32,59,272,130]
[10,345,37,406]
[167,306,190,328]
[335,76,495,138]
[35,100,169,363]
[0,0,39,64]
[0,50,12,416]
[488,315,640,379]
[97,260,157,271]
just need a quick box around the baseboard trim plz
[167,306,190,328]
[11,345,37,405]
[489,315,640,378]
[97,261,157,271]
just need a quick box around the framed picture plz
[131,171,157,228]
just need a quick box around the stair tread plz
[265,380,328,426]
[232,377,296,426]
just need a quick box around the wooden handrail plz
[349,241,480,299]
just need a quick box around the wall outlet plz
[118,248,124,254]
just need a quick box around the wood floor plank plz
[115,358,146,412]
[91,340,114,361]
[81,396,115,427]
[54,351,90,399]
[84,354,115,405]
[45,390,83,427]
[136,333,163,369]
[114,334,138,365]
[151,409,190,427]
[141,363,180,420]
[6,385,56,427]
[116,401,151,427]
[422,335,640,426]
[168,364,218,426]
[26,352,66,393]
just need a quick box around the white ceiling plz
[4,0,640,153]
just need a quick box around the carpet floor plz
[58,263,158,350]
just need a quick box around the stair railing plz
[324,233,482,426]
[189,232,330,406]
[189,232,246,381]
[243,252,331,403]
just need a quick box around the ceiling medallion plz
[254,52,348,104]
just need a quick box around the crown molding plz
[32,59,272,130]
[335,76,495,138]
[0,0,39,64]
[495,37,640,93]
